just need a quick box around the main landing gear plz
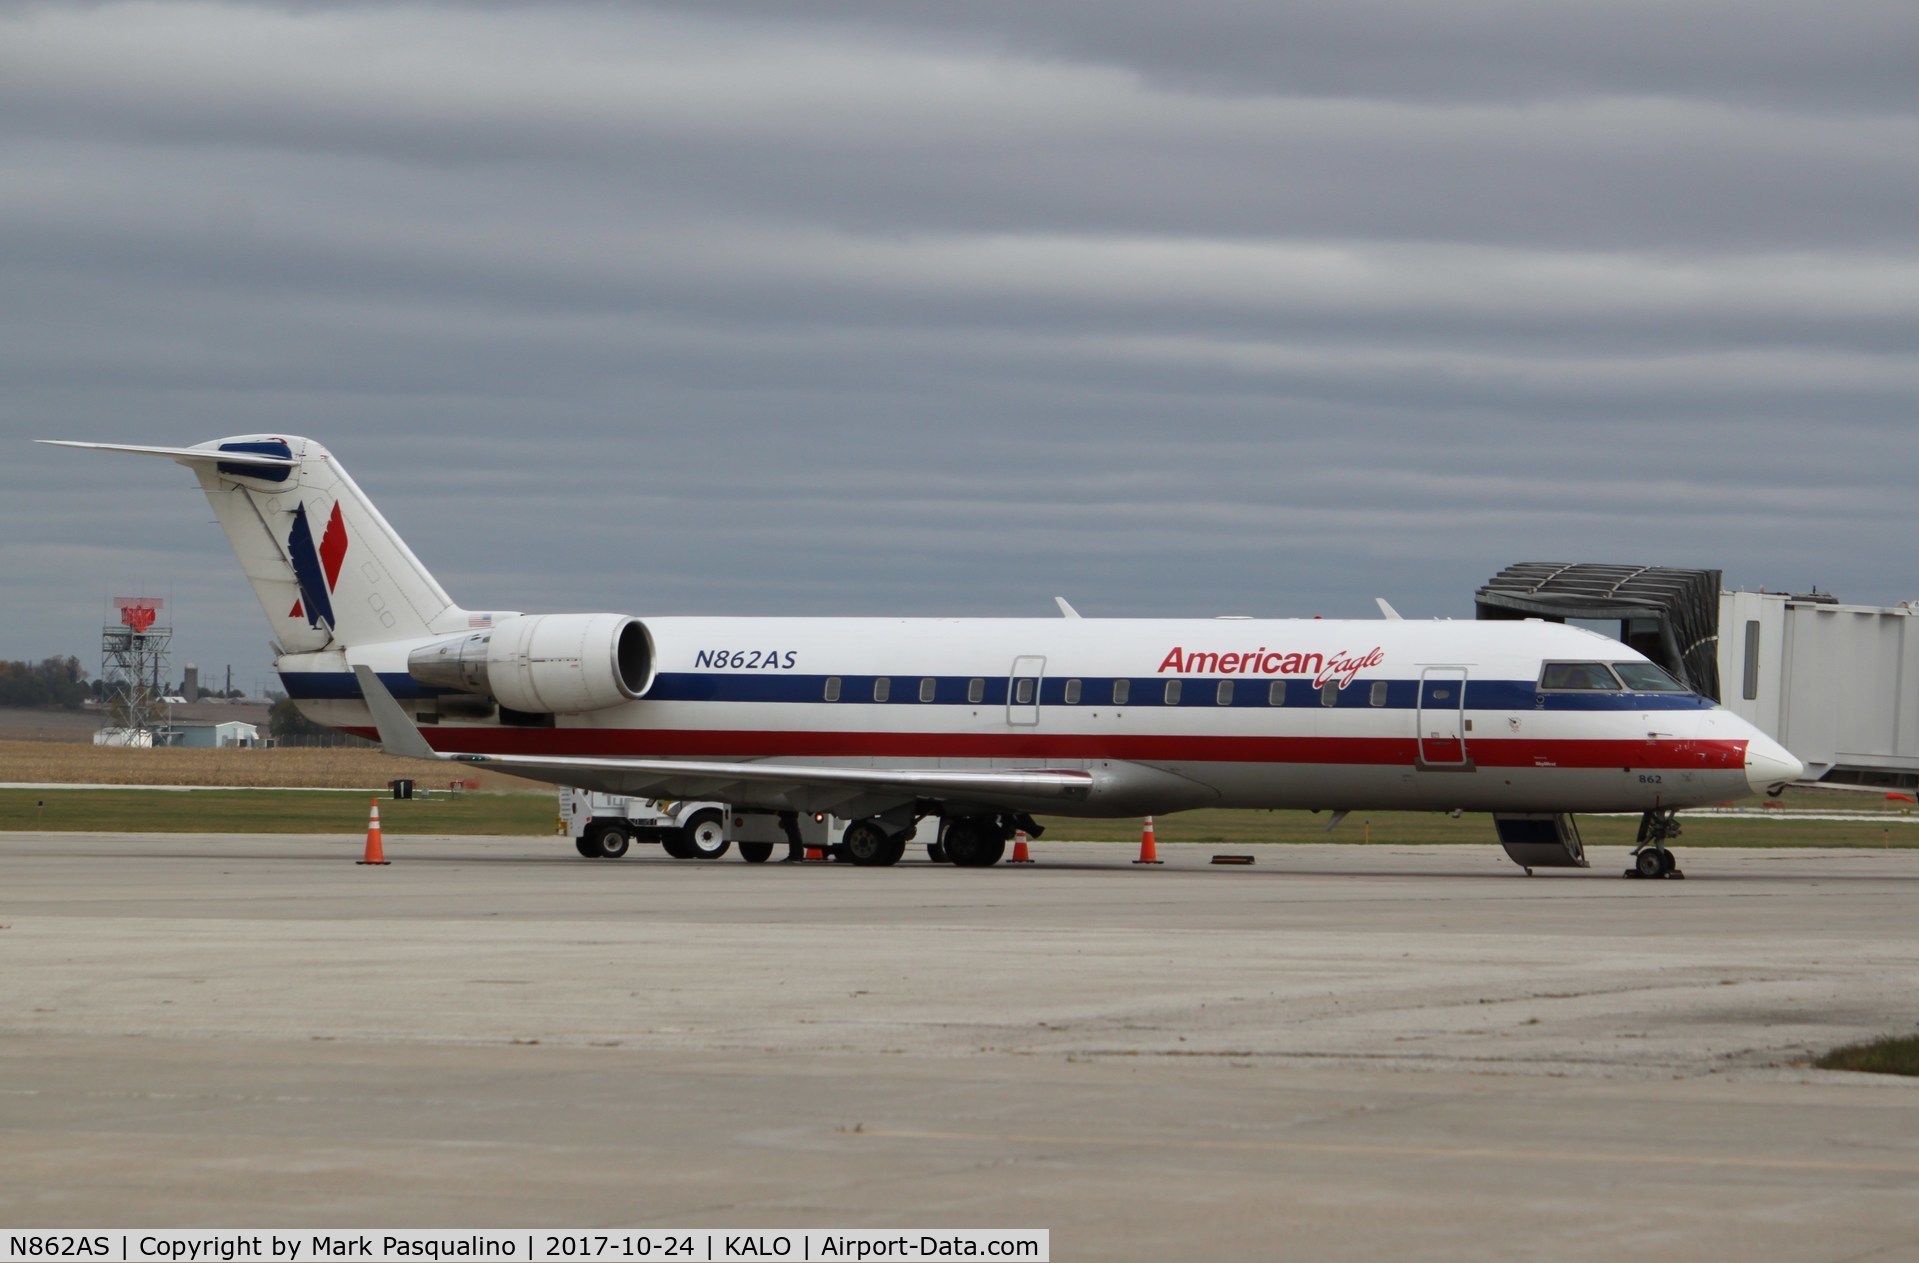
[1627,810,1684,880]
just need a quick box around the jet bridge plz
[1476,563,1723,700]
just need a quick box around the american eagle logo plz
[287,501,348,630]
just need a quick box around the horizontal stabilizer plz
[35,440,298,467]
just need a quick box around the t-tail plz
[36,435,475,653]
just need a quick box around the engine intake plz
[407,613,653,713]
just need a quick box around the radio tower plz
[101,597,171,745]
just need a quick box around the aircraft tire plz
[842,819,898,867]
[1635,848,1664,879]
[943,818,1006,868]
[739,841,774,863]
[681,809,731,860]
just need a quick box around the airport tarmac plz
[2,833,1916,1261]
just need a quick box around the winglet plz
[352,665,446,762]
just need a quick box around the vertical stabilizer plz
[40,435,467,651]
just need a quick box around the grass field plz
[4,785,561,836]
[1817,1035,1919,1077]
[0,737,539,791]
[3,737,1915,846]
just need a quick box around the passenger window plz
[1540,662,1622,691]
[1216,680,1233,705]
[873,677,891,703]
[1164,680,1182,705]
[919,677,936,703]
[1112,679,1131,706]
[1014,678,1034,705]
[1369,680,1388,707]
[823,677,841,702]
[1268,680,1286,706]
[1064,679,1082,705]
[1320,682,1339,707]
[967,678,985,704]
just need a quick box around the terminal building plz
[1478,564,1918,791]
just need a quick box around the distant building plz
[159,720,261,749]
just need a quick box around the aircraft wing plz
[352,666,1093,809]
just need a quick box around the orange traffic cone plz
[1010,830,1033,863]
[356,797,390,865]
[1133,815,1162,865]
[804,845,825,862]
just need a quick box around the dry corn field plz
[0,738,541,791]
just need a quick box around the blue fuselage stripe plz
[278,670,1713,712]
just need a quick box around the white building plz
[161,720,262,749]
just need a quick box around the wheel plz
[926,842,948,863]
[680,809,730,859]
[842,819,902,867]
[592,824,630,859]
[575,836,600,859]
[1635,848,1664,879]
[661,837,695,859]
[943,818,1006,868]
[1657,848,1677,876]
[739,841,774,864]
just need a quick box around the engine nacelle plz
[407,613,654,714]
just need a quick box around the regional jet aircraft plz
[41,436,1803,876]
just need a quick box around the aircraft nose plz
[1746,732,1804,797]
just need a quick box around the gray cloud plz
[3,1,1915,688]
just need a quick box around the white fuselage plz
[285,615,1787,818]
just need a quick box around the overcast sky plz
[4,1,1916,693]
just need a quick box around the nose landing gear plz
[1628,810,1684,879]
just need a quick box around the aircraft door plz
[1416,668,1472,769]
[1008,655,1045,726]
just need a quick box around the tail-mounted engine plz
[407,613,654,713]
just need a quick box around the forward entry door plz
[1008,656,1045,726]
[1416,668,1472,769]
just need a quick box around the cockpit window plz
[1539,662,1623,691]
[1611,661,1686,692]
